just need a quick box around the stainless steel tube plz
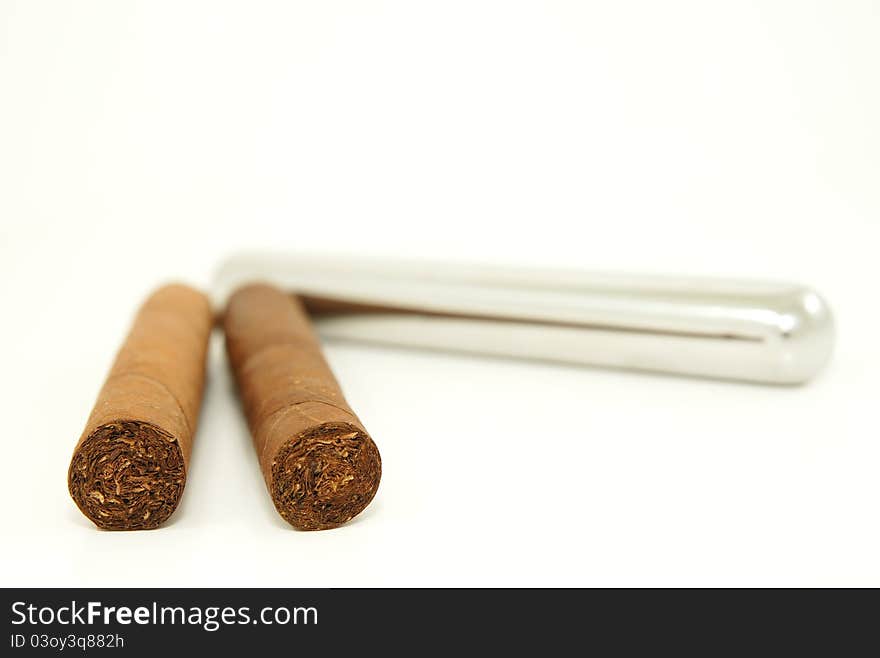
[213,253,834,384]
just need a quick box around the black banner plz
[1,589,872,654]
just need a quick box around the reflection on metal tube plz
[213,253,834,384]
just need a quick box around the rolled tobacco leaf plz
[68,284,213,530]
[223,283,381,530]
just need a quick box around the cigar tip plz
[270,422,382,531]
[68,421,186,531]
[227,281,282,302]
[152,281,207,297]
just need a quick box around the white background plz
[1,1,878,587]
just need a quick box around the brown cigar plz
[68,284,213,530]
[223,283,381,530]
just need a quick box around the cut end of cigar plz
[270,422,381,531]
[68,421,186,531]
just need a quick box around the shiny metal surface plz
[214,252,834,384]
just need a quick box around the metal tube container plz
[214,253,834,384]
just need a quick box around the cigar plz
[68,284,213,530]
[223,283,381,530]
